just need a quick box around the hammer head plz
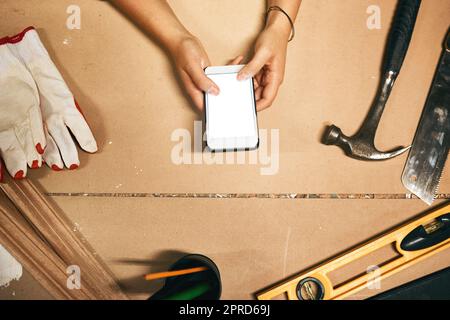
[323,125,410,161]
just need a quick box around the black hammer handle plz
[383,0,421,74]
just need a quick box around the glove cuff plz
[0,26,36,46]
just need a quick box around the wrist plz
[265,21,291,44]
[165,29,195,55]
[265,8,294,42]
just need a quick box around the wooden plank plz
[0,178,128,300]
[0,191,85,299]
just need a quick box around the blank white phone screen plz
[206,73,257,139]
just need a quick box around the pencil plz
[144,266,208,281]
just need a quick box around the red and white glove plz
[8,27,97,171]
[0,35,46,181]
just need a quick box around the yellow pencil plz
[144,266,208,281]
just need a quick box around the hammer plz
[323,0,421,161]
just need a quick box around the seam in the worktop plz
[44,193,450,199]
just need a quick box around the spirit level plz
[257,202,450,300]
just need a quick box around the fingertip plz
[31,160,40,169]
[207,86,220,96]
[196,105,204,113]
[14,170,25,180]
[51,164,63,172]
[36,143,45,155]
[82,140,98,153]
[194,100,204,112]
[256,100,271,112]
[69,164,79,170]
[237,71,251,81]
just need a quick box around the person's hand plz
[237,25,289,111]
[170,36,220,111]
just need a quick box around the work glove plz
[0,36,46,181]
[8,27,97,172]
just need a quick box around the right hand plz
[170,36,220,111]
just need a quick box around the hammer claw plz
[368,145,411,161]
[322,125,410,161]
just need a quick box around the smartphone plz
[204,65,259,151]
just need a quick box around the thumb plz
[187,64,220,96]
[237,49,271,81]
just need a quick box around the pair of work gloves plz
[0,27,97,181]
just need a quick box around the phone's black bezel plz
[203,67,260,153]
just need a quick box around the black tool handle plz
[401,213,450,252]
[383,0,421,74]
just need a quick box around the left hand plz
[237,25,289,111]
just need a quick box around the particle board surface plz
[0,0,448,194]
[0,0,449,300]
[0,269,53,300]
[52,197,450,300]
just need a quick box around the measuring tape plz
[257,202,450,300]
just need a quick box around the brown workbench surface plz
[1,0,449,299]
